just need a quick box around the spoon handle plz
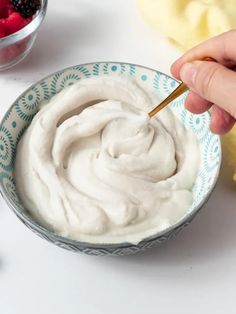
[148,82,189,117]
[148,57,216,118]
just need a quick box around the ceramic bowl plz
[0,0,47,71]
[0,62,221,256]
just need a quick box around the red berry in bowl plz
[0,22,6,38]
[2,12,30,35]
[0,0,13,18]
[0,0,11,10]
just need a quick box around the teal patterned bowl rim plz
[0,61,222,251]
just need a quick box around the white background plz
[0,1,236,313]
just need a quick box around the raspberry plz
[6,2,14,15]
[0,0,11,10]
[0,0,13,18]
[0,0,33,40]
[2,12,27,35]
[0,21,6,38]
[10,0,40,18]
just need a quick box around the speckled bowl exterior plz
[0,62,221,256]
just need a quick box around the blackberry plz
[10,0,41,18]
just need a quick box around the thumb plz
[180,61,236,118]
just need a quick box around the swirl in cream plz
[15,77,199,244]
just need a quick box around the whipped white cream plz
[15,76,199,244]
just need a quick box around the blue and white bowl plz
[0,62,221,256]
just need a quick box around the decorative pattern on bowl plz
[0,62,221,256]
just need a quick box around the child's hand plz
[171,30,236,134]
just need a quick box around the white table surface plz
[0,1,236,313]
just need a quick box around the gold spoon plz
[148,57,215,118]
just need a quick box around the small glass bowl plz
[0,0,47,71]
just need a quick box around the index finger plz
[171,30,236,80]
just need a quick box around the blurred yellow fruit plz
[222,126,236,182]
[136,0,236,181]
[136,0,236,50]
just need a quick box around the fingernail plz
[180,63,197,87]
